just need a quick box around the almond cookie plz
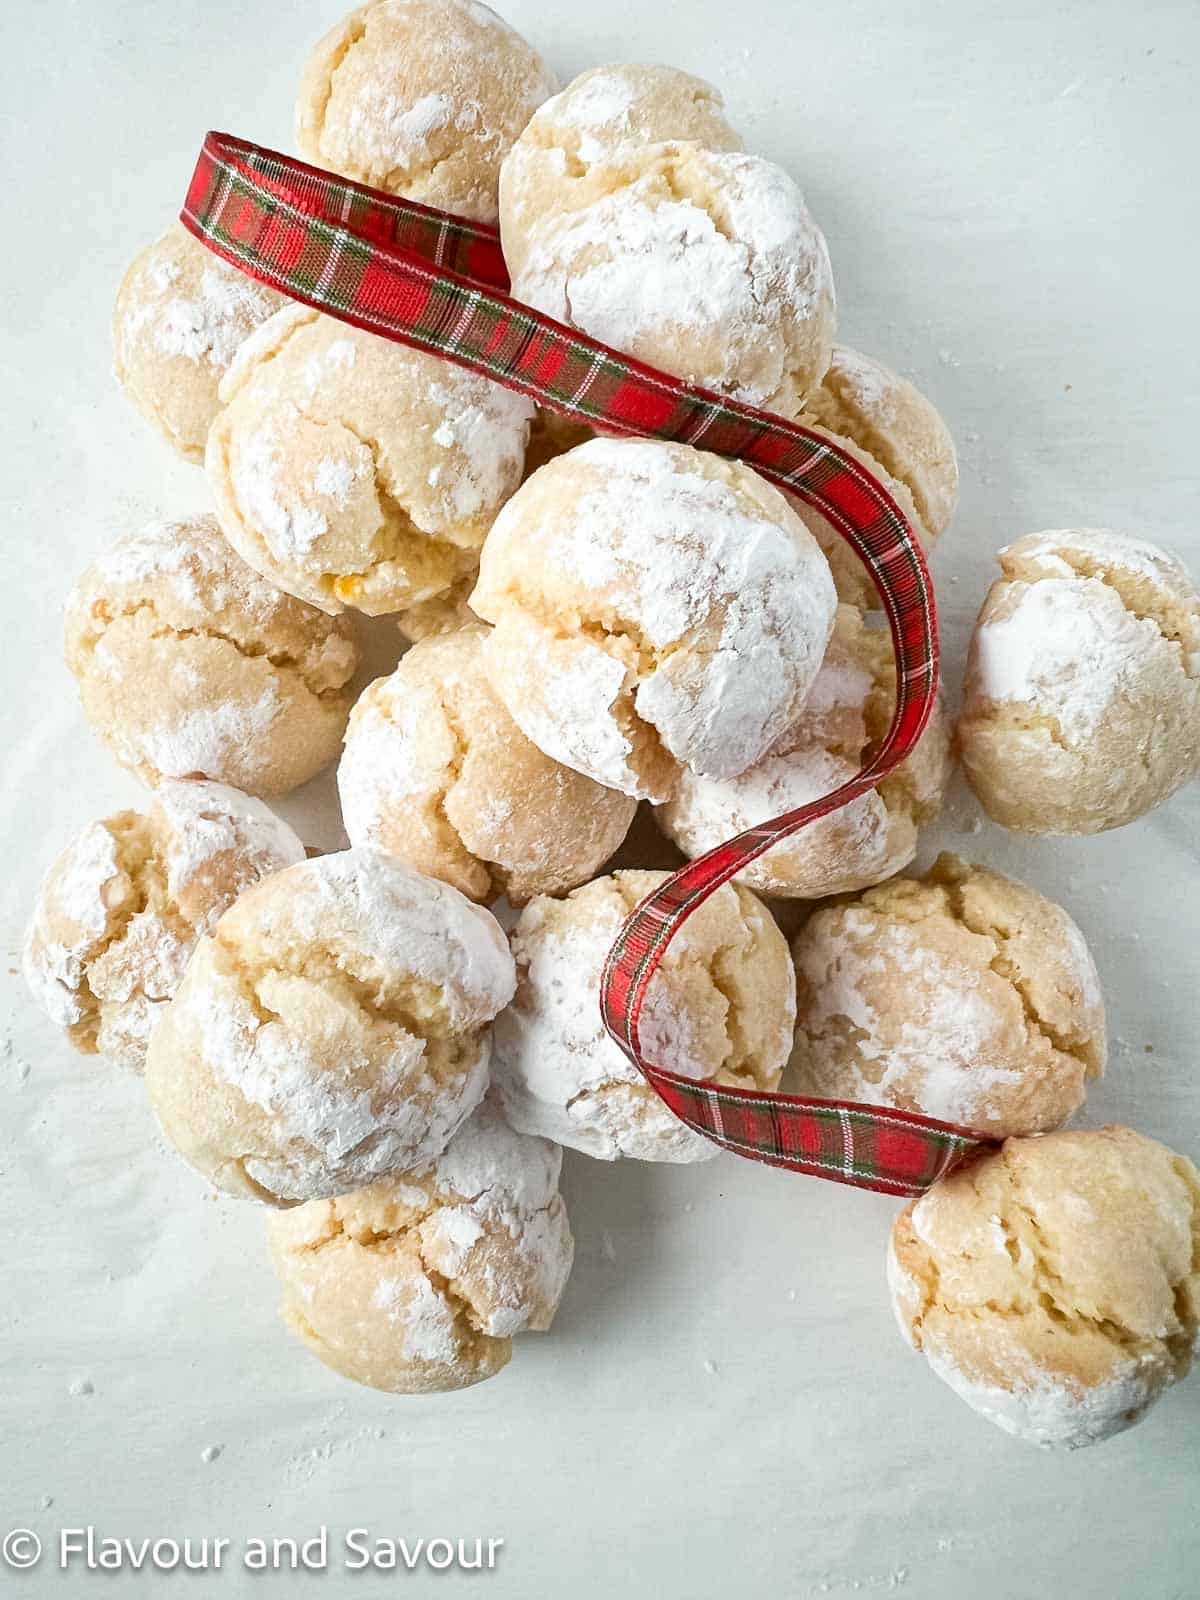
[958,530,1200,832]
[507,142,835,417]
[493,869,795,1162]
[266,1095,573,1393]
[65,516,358,796]
[112,222,285,463]
[206,305,533,616]
[796,347,959,607]
[339,627,636,903]
[789,853,1106,1137]
[655,605,951,898]
[499,63,744,280]
[296,0,556,223]
[146,850,515,1204]
[889,1127,1200,1448]
[472,437,837,801]
[23,782,304,1072]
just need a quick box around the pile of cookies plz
[26,0,1200,1448]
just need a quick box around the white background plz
[1,1,1198,1595]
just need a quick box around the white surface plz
[1,1,1198,1595]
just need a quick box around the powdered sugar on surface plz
[795,918,1028,1128]
[131,683,283,782]
[971,578,1165,741]
[482,437,835,788]
[22,823,123,1027]
[920,1336,1158,1450]
[515,151,832,409]
[123,247,279,370]
[492,889,719,1163]
[153,780,305,914]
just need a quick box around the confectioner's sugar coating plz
[509,144,835,418]
[472,437,837,801]
[207,305,533,616]
[145,849,516,1204]
[113,223,286,462]
[790,853,1106,1137]
[493,869,795,1162]
[64,515,358,796]
[958,530,1200,832]
[796,347,959,607]
[889,1127,1200,1447]
[499,63,744,280]
[338,627,636,903]
[266,1094,573,1393]
[22,782,305,1071]
[295,0,557,223]
[656,604,952,897]
[393,412,595,643]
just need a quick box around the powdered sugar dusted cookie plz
[797,347,959,607]
[206,305,534,616]
[295,0,557,224]
[65,515,358,796]
[655,604,952,898]
[23,782,305,1072]
[889,1127,1200,1448]
[507,143,835,417]
[493,869,795,1162]
[790,853,1106,1137]
[145,849,516,1204]
[958,530,1200,833]
[113,222,285,462]
[339,627,636,903]
[499,63,744,281]
[472,437,837,802]
[266,1094,573,1393]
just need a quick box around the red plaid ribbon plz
[182,131,987,1197]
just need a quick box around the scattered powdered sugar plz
[311,456,364,505]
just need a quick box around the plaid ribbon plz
[182,131,986,1197]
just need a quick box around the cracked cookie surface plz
[794,346,959,609]
[295,0,557,224]
[338,626,636,903]
[472,436,837,801]
[888,1126,1200,1448]
[499,63,744,281]
[145,849,516,1204]
[112,222,286,463]
[266,1094,573,1393]
[789,852,1106,1136]
[65,514,358,796]
[206,305,534,616]
[507,141,835,418]
[492,868,795,1162]
[958,529,1200,833]
[655,603,952,898]
[22,781,305,1072]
